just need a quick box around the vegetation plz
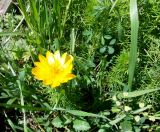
[1,0,160,131]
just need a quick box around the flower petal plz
[61,52,67,64]
[65,54,73,64]
[39,54,46,63]
[51,81,61,88]
[54,50,61,60]
[32,67,39,75]
[62,74,76,83]
[46,51,55,65]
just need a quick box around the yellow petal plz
[43,78,53,85]
[61,52,67,64]
[46,51,55,65]
[51,81,61,88]
[62,74,76,83]
[32,67,38,75]
[34,62,42,67]
[65,54,73,64]
[63,64,73,74]
[54,50,60,60]
[39,54,46,63]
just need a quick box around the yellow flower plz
[32,50,76,88]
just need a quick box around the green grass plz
[1,0,160,131]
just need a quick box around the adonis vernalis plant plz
[32,50,76,88]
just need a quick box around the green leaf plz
[100,46,107,53]
[111,107,121,113]
[120,120,132,132]
[128,0,139,91]
[117,88,160,99]
[73,119,91,131]
[108,46,114,54]
[87,59,96,68]
[132,105,152,114]
[83,30,92,36]
[104,35,112,40]
[46,127,52,132]
[109,39,116,45]
[142,125,150,129]
[64,118,72,125]
[100,123,110,129]
[18,70,25,82]
[52,117,64,128]
[65,109,106,118]
[98,129,106,132]
[101,36,105,45]
[7,98,17,105]
[156,126,160,132]
[109,114,126,125]
[44,120,50,127]
[134,126,141,132]
[102,111,110,116]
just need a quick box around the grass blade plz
[17,80,27,132]
[17,0,33,31]
[70,28,76,54]
[128,0,139,91]
[117,88,160,99]
[29,0,40,29]
[0,31,22,36]
[109,0,119,14]
[60,0,72,38]
[4,112,17,132]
